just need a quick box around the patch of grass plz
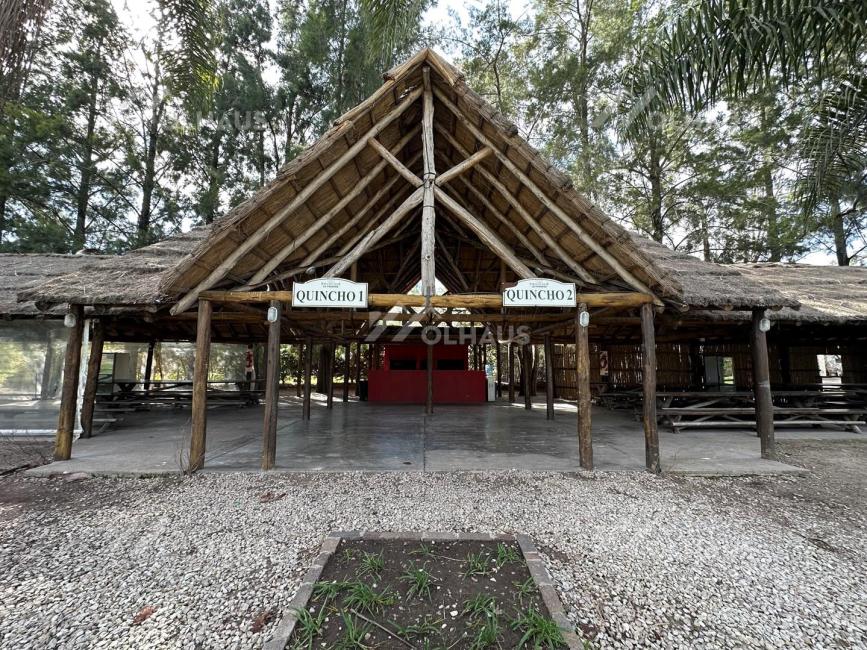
[514,577,536,607]
[291,607,327,649]
[510,608,565,649]
[342,581,396,616]
[464,551,493,577]
[462,593,498,620]
[334,611,372,649]
[469,614,502,649]
[313,580,347,604]
[400,561,435,600]
[411,542,436,558]
[357,551,385,579]
[495,542,521,565]
[395,615,443,639]
[341,548,357,563]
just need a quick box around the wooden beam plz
[302,336,313,420]
[434,186,535,279]
[80,320,104,439]
[241,152,417,289]
[420,67,437,301]
[544,334,555,420]
[326,343,335,409]
[435,124,596,284]
[324,186,424,278]
[343,343,350,402]
[172,86,423,315]
[262,300,281,470]
[434,90,657,296]
[751,309,776,460]
[296,342,303,397]
[54,305,84,460]
[640,303,660,473]
[198,290,654,310]
[576,304,592,470]
[190,299,212,472]
[368,137,422,187]
[435,147,492,186]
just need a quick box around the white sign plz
[292,278,368,308]
[502,278,577,308]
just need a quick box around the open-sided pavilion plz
[9,49,867,474]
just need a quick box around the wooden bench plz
[660,404,866,434]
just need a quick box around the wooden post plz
[80,321,105,439]
[640,303,660,473]
[189,300,212,472]
[295,343,303,397]
[54,305,85,460]
[425,342,434,415]
[495,343,502,398]
[355,342,362,397]
[751,309,776,460]
[326,344,335,409]
[143,340,155,393]
[302,337,313,420]
[544,334,555,420]
[576,305,592,470]
[523,345,533,410]
[420,66,437,300]
[343,343,350,402]
[688,342,704,390]
[262,300,281,470]
[508,343,515,403]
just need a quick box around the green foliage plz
[291,606,327,649]
[462,593,499,620]
[342,581,396,616]
[495,543,520,565]
[464,551,493,577]
[399,562,435,599]
[334,611,372,649]
[357,551,385,579]
[510,607,565,649]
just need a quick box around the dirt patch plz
[288,538,567,649]
[0,438,53,474]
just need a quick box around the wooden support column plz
[495,343,502,398]
[143,340,155,393]
[80,320,104,440]
[420,66,437,301]
[544,334,555,420]
[262,300,282,470]
[55,305,85,460]
[425,342,434,415]
[343,343,350,402]
[326,344,335,409]
[295,343,303,397]
[640,303,660,473]
[751,309,776,460]
[576,305,592,470]
[523,345,533,410]
[355,343,362,397]
[189,300,212,472]
[508,343,516,403]
[302,337,313,420]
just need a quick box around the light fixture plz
[578,310,590,328]
[759,317,771,332]
[266,306,279,323]
[64,312,77,328]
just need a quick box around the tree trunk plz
[762,163,780,261]
[830,195,849,266]
[74,53,102,251]
[137,59,163,245]
[648,135,664,243]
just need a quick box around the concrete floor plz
[24,394,864,477]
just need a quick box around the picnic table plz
[657,387,866,434]
[96,379,265,412]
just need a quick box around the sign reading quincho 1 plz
[292,278,368,308]
[502,278,577,308]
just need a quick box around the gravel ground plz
[1,441,866,649]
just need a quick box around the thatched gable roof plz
[0,253,110,317]
[154,48,680,313]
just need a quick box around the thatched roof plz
[735,263,867,322]
[0,253,110,317]
[16,229,208,308]
[629,235,798,309]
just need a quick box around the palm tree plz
[636,0,866,223]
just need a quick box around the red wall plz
[368,343,486,403]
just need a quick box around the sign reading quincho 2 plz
[292,278,368,308]
[502,278,577,308]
